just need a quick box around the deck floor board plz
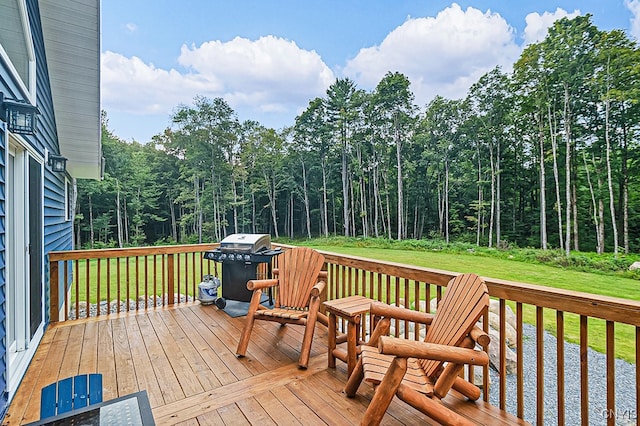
[3,303,528,425]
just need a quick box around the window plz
[65,178,73,222]
[0,0,37,99]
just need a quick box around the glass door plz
[6,139,44,394]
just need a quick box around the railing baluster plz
[176,253,181,303]
[368,271,375,333]
[580,315,588,425]
[414,281,420,341]
[85,259,90,319]
[200,251,205,281]
[106,259,111,314]
[162,254,166,304]
[152,254,157,308]
[557,310,565,425]
[191,252,196,299]
[167,253,174,305]
[499,299,506,410]
[329,263,335,301]
[482,308,489,402]
[116,257,121,313]
[63,261,69,321]
[96,259,101,317]
[394,276,400,337]
[135,256,140,310]
[606,321,615,426]
[385,274,391,306]
[75,259,79,319]
[144,255,149,309]
[536,306,544,426]
[404,278,410,339]
[63,260,73,321]
[184,251,189,302]
[516,302,523,417]
[636,327,639,426]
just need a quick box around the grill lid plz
[219,233,271,253]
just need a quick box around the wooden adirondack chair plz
[40,374,103,418]
[236,246,327,368]
[345,273,490,426]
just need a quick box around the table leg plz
[328,312,336,368]
[347,316,359,376]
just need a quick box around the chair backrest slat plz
[57,377,73,414]
[88,373,103,405]
[276,247,324,309]
[73,375,88,409]
[40,373,103,418]
[420,274,488,377]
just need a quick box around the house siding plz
[0,0,74,418]
[28,0,74,315]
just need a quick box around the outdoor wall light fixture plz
[48,152,68,173]
[0,92,38,135]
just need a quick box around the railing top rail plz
[312,248,640,327]
[49,243,220,261]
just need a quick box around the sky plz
[101,1,640,143]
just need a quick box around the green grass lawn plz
[306,245,640,299]
[305,244,640,363]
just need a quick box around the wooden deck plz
[3,303,527,425]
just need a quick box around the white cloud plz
[342,3,520,105]
[101,51,215,116]
[626,0,640,40]
[179,35,334,101]
[522,8,581,46]
[101,36,335,135]
[124,22,138,33]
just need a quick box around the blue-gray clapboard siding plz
[27,0,74,322]
[0,0,75,418]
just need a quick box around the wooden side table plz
[323,295,374,375]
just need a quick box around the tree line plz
[77,15,640,254]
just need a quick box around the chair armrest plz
[310,280,326,298]
[370,301,435,325]
[247,279,279,291]
[470,326,490,347]
[378,336,489,366]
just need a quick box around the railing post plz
[50,258,59,323]
[168,253,175,305]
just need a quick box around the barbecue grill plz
[203,233,282,308]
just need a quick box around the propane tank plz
[198,274,221,305]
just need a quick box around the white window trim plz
[65,177,74,222]
[0,0,37,102]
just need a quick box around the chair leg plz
[361,357,407,426]
[345,318,391,397]
[344,358,364,397]
[299,296,320,368]
[236,289,263,357]
[397,385,476,426]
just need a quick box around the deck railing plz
[49,243,220,322]
[48,244,640,425]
